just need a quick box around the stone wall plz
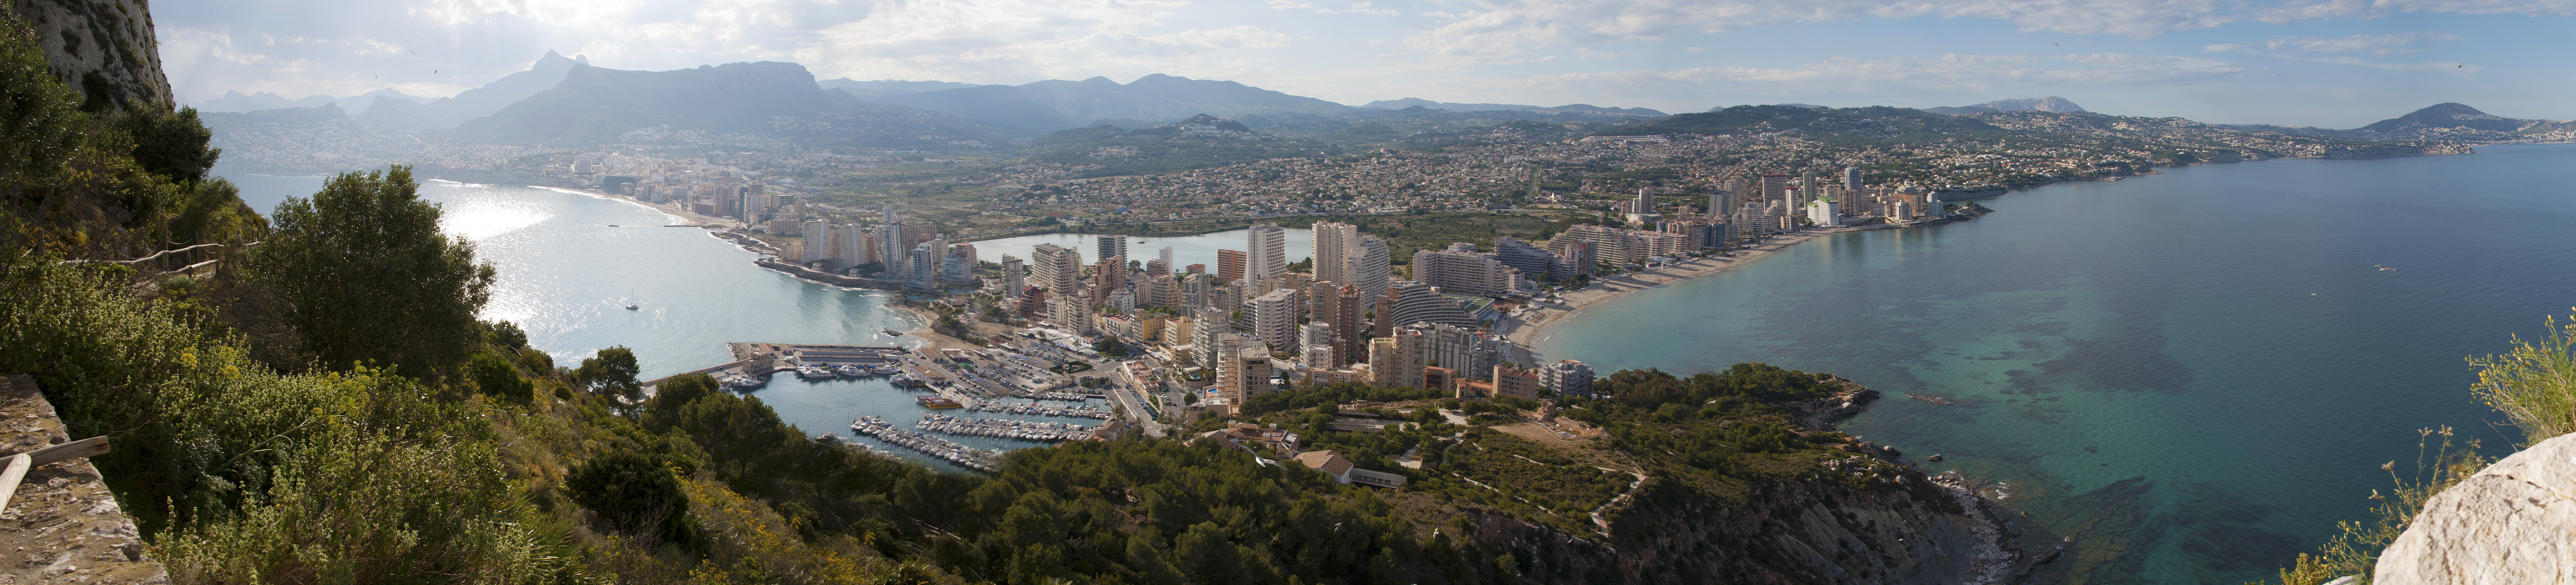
[0,376,166,583]
[2375,432,2576,584]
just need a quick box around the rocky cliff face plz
[10,0,171,110]
[2375,432,2576,584]
[1466,471,2017,584]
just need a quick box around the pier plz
[916,414,1090,442]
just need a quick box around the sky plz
[153,0,2576,128]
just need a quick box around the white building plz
[1000,255,1025,297]
[1541,360,1594,397]
[1806,196,1842,227]
[1246,223,1288,285]
[1248,288,1300,351]
[1312,222,1358,285]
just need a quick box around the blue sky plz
[153,0,2576,128]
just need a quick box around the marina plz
[915,414,1091,442]
[850,416,1002,472]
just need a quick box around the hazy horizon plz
[152,0,2576,129]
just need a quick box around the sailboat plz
[624,289,640,310]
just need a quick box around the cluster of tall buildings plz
[980,222,1592,416]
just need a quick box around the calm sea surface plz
[1531,143,2576,584]
[221,176,1146,472]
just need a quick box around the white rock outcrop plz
[2375,432,2576,584]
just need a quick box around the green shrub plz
[565,451,692,544]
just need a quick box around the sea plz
[225,144,2576,581]
[217,175,1318,473]
[1529,143,2576,584]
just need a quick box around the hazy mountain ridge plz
[1364,98,1667,116]
[1922,96,2089,116]
[877,73,1354,131]
[2224,103,2576,142]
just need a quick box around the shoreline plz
[1503,212,1991,361]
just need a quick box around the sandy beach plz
[1497,227,1872,358]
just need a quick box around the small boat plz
[915,395,964,409]
[882,328,904,337]
[726,375,767,390]
[834,365,868,377]
[625,303,639,310]
[795,365,836,379]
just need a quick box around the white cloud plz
[1400,0,2576,64]
[2205,32,2457,54]
[1413,52,2242,94]
[2204,32,2479,75]
[1268,0,1398,15]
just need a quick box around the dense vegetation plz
[1021,115,1344,178]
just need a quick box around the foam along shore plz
[1501,215,1977,356]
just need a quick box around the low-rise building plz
[1292,450,1408,488]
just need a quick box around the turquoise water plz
[221,177,1103,472]
[1531,143,2576,584]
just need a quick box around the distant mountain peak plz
[1922,96,2088,116]
[2360,102,2525,132]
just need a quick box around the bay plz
[1530,143,2576,584]
[222,176,1102,472]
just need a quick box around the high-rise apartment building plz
[1410,244,1521,297]
[1494,236,1569,281]
[1215,249,1247,284]
[1632,188,1653,216]
[1331,284,1362,367]
[1246,223,1287,285]
[1760,173,1790,206]
[1157,247,1174,274]
[1380,281,1479,330]
[1403,321,1503,381]
[1843,167,1863,189]
[1540,360,1594,397]
[1311,222,1358,285]
[1213,333,1275,408]
[1806,195,1842,227]
[1366,328,1429,388]
[801,220,830,264]
[1000,255,1025,298]
[1097,235,1128,264]
[1249,288,1300,350]
[1030,244,1081,295]
[1349,236,1390,303]
[1193,306,1232,370]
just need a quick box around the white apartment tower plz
[1000,255,1026,298]
[1029,244,1081,296]
[1249,288,1300,350]
[1349,236,1390,302]
[1246,223,1288,285]
[1311,222,1358,285]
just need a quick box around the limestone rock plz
[2375,432,2576,584]
[9,0,174,110]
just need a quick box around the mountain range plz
[2225,103,2576,141]
[1361,98,1667,116]
[817,78,993,100]
[1921,96,2089,116]
[197,88,432,116]
[872,74,1352,130]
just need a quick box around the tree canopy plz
[247,165,495,377]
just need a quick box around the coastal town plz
[604,151,2005,481]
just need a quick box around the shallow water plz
[1531,144,2576,583]
[222,177,1107,472]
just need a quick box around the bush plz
[565,451,693,544]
